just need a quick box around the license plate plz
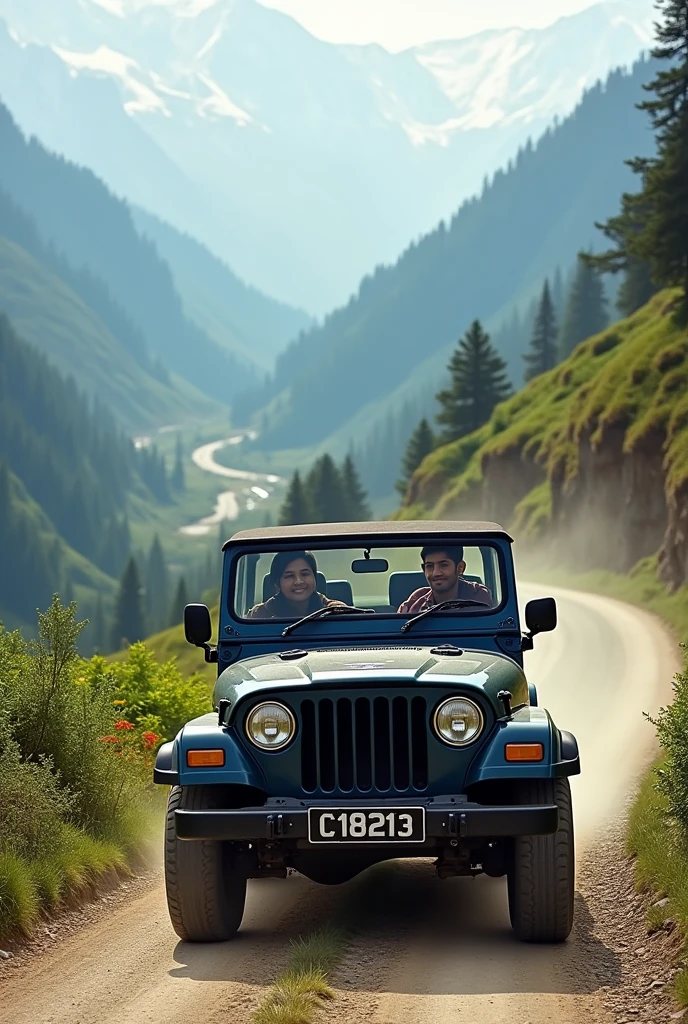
[308,807,425,844]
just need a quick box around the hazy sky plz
[256,0,611,50]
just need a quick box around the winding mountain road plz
[0,585,677,1024]
[180,433,281,536]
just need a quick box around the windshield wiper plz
[400,599,489,633]
[282,605,374,637]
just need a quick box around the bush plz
[0,739,72,860]
[0,596,210,937]
[649,645,688,844]
[93,642,211,742]
[0,599,148,838]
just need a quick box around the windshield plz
[231,542,503,621]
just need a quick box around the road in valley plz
[0,586,678,1024]
[179,433,281,536]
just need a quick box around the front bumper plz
[175,797,558,842]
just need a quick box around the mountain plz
[397,289,688,593]
[0,99,259,408]
[0,234,213,429]
[238,60,657,451]
[132,208,311,373]
[0,0,654,311]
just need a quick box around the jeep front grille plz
[300,695,428,794]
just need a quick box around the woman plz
[248,550,344,619]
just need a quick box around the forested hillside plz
[133,208,310,374]
[0,212,209,428]
[239,60,656,449]
[0,100,253,406]
[398,291,688,589]
[0,315,177,629]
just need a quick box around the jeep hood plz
[214,646,528,713]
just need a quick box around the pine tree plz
[278,471,312,526]
[145,534,169,634]
[307,455,347,523]
[552,266,565,320]
[558,256,608,358]
[169,576,189,628]
[110,556,146,650]
[589,0,688,321]
[340,454,371,521]
[436,321,512,442]
[524,280,559,381]
[171,435,185,492]
[397,418,435,496]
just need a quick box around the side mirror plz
[184,603,212,647]
[525,597,557,636]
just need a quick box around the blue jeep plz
[154,521,579,944]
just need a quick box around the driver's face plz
[422,552,466,597]
[279,558,316,603]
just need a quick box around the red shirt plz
[398,579,494,615]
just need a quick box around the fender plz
[153,714,267,789]
[465,707,580,784]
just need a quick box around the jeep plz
[154,520,579,943]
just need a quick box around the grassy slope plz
[400,290,688,525]
[0,236,221,430]
[110,607,219,681]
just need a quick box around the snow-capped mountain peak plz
[0,0,656,310]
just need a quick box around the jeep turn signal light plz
[186,749,225,768]
[505,742,544,762]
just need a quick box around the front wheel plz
[507,777,574,943]
[164,785,247,942]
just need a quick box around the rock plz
[0,950,13,959]
[653,897,670,908]
[635,947,647,955]
[670,1011,687,1020]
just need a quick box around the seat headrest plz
[389,571,426,610]
[325,579,354,606]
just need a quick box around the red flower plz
[114,719,135,731]
[99,735,118,743]
[142,731,160,749]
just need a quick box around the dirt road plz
[0,585,678,1024]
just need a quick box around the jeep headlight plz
[245,702,296,751]
[434,697,484,746]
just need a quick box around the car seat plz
[325,579,354,606]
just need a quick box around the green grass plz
[0,819,154,938]
[252,927,344,1024]
[109,607,219,680]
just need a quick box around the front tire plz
[164,785,247,942]
[507,777,574,943]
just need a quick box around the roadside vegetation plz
[628,648,688,1005]
[253,927,344,1024]
[0,596,211,939]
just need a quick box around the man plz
[397,545,494,614]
